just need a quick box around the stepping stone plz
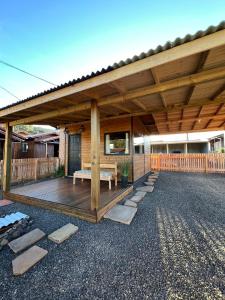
[136,186,154,193]
[144,181,154,186]
[0,199,13,207]
[104,204,137,225]
[124,200,137,208]
[129,195,143,203]
[135,191,146,197]
[8,229,45,254]
[12,245,48,276]
[48,223,78,244]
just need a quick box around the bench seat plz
[73,165,117,190]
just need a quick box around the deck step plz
[8,228,45,253]
[12,245,48,276]
[104,204,137,225]
[48,223,78,244]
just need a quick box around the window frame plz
[21,142,29,153]
[104,131,130,156]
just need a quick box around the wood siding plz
[12,142,55,159]
[62,116,150,182]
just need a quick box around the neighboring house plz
[209,132,225,152]
[150,132,225,154]
[13,131,59,159]
[151,140,209,154]
[0,127,24,160]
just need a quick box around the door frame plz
[67,133,81,177]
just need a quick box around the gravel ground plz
[0,172,224,300]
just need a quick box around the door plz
[68,134,81,176]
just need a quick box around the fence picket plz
[0,157,60,184]
[150,154,225,173]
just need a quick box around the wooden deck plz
[4,178,133,222]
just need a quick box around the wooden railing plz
[150,154,225,173]
[0,157,60,184]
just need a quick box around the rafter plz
[186,50,210,105]
[109,81,126,94]
[150,68,167,108]
[132,99,148,111]
[98,66,225,108]
[152,114,161,134]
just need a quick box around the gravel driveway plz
[0,172,224,300]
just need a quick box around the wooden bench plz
[73,162,118,190]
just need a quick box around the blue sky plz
[0,0,225,108]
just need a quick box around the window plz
[134,137,144,154]
[104,132,130,155]
[21,142,28,153]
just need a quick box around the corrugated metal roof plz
[1,20,225,111]
[0,212,29,229]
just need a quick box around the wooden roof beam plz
[150,68,167,108]
[98,66,225,107]
[145,125,225,135]
[186,50,210,105]
[9,101,91,126]
[132,99,148,111]
[156,113,225,127]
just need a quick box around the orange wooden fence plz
[150,154,225,173]
[0,157,60,184]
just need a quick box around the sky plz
[0,1,225,137]
[1,0,225,108]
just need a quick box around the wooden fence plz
[150,154,225,173]
[0,157,60,184]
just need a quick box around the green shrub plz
[119,160,131,177]
[54,165,65,177]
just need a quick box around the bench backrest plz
[82,161,117,175]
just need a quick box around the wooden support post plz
[91,100,100,210]
[3,123,12,192]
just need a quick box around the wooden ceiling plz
[1,28,225,135]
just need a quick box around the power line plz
[0,59,57,86]
[0,85,21,100]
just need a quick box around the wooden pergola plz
[1,22,225,213]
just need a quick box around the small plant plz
[54,165,65,177]
[119,160,130,177]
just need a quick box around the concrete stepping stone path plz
[135,191,146,197]
[104,204,137,225]
[48,223,78,244]
[124,200,137,208]
[8,228,45,254]
[144,182,154,186]
[12,245,48,276]
[129,195,143,203]
[136,186,154,193]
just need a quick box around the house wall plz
[13,141,55,158]
[132,117,151,181]
[60,116,150,182]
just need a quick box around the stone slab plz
[48,223,78,244]
[148,178,156,182]
[135,191,147,197]
[0,199,13,207]
[129,195,143,203]
[124,200,137,208]
[136,186,154,193]
[104,204,137,225]
[144,182,154,186]
[12,245,48,276]
[8,228,45,253]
